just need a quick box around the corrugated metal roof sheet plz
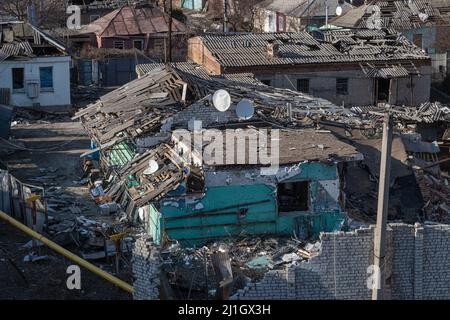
[198,30,429,68]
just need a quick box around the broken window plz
[39,67,53,90]
[336,78,349,95]
[277,13,286,32]
[114,41,124,49]
[413,33,423,48]
[277,181,309,212]
[186,166,205,194]
[261,79,272,86]
[133,40,143,51]
[12,68,24,90]
[297,79,309,93]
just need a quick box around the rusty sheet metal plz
[89,6,186,37]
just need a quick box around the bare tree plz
[0,0,66,27]
[226,0,263,32]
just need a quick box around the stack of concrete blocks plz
[231,223,450,300]
[132,235,161,300]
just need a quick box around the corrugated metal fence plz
[0,169,47,232]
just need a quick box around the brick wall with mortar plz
[231,223,450,300]
[132,235,162,300]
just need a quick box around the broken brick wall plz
[231,223,450,300]
[132,235,161,300]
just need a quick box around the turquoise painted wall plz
[155,162,346,246]
[161,184,278,247]
[148,204,162,245]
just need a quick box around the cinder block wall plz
[132,235,161,300]
[231,223,450,300]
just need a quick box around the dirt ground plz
[0,118,132,300]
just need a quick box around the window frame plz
[12,67,25,92]
[297,78,310,94]
[277,180,310,213]
[413,33,423,48]
[336,78,349,95]
[133,39,144,51]
[39,66,54,92]
[113,40,125,50]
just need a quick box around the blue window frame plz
[39,67,53,90]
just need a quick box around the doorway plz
[376,78,391,103]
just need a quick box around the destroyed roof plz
[80,5,186,37]
[75,65,348,155]
[107,144,185,208]
[73,67,187,151]
[257,0,354,18]
[196,29,429,69]
[0,21,67,60]
[193,128,362,166]
[136,62,264,87]
[332,0,450,30]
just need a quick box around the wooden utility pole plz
[372,111,393,300]
[166,0,173,63]
[223,0,228,32]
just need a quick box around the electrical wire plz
[0,136,79,152]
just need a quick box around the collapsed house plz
[74,65,366,247]
[0,19,71,108]
[332,0,450,82]
[254,0,354,32]
[188,29,431,107]
[72,62,450,299]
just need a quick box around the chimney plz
[266,41,280,60]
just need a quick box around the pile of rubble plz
[414,169,450,223]
[160,236,321,298]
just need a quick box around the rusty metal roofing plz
[197,29,429,68]
[84,5,186,37]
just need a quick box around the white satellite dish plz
[336,6,343,16]
[212,89,231,112]
[418,12,429,22]
[236,99,255,120]
[143,159,159,175]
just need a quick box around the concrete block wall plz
[231,223,450,300]
[422,224,450,299]
[254,66,431,107]
[132,235,161,300]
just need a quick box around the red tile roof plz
[86,5,186,37]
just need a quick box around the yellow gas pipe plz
[0,210,134,294]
